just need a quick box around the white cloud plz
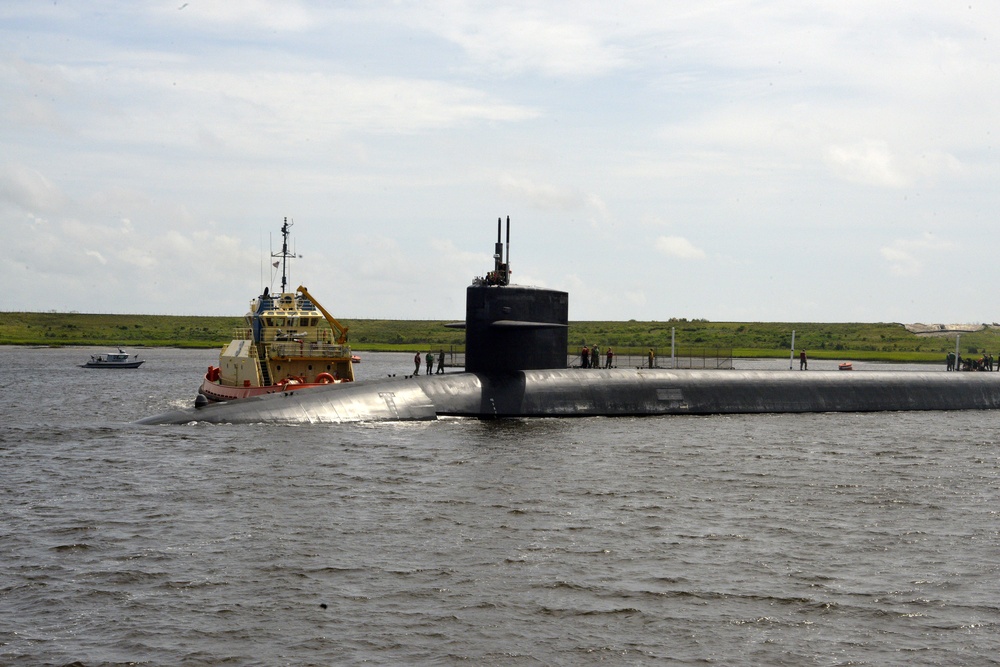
[880,233,956,277]
[655,236,706,260]
[83,249,107,265]
[156,0,316,32]
[398,3,631,78]
[824,139,962,189]
[60,65,540,156]
[826,140,910,188]
[0,164,68,212]
[497,174,586,211]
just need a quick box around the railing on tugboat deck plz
[232,327,338,346]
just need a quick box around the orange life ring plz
[316,372,336,384]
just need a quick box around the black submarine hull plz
[138,368,1000,425]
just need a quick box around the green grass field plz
[2,312,996,362]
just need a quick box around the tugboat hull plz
[199,372,343,402]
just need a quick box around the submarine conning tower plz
[463,216,569,373]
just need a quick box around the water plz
[2,346,999,665]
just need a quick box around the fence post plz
[789,330,796,370]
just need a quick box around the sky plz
[2,1,998,323]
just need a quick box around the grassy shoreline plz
[2,311,995,362]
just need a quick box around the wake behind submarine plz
[139,217,1000,425]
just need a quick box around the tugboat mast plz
[272,217,295,293]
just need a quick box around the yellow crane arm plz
[296,285,349,344]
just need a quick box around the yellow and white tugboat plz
[199,218,354,403]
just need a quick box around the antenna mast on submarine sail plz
[504,215,511,285]
[472,215,516,287]
[488,215,510,285]
[489,216,511,286]
[493,217,503,283]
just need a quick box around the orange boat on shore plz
[198,218,354,404]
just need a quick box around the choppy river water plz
[2,346,999,665]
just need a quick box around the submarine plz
[139,217,1000,425]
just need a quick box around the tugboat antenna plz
[273,217,294,293]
